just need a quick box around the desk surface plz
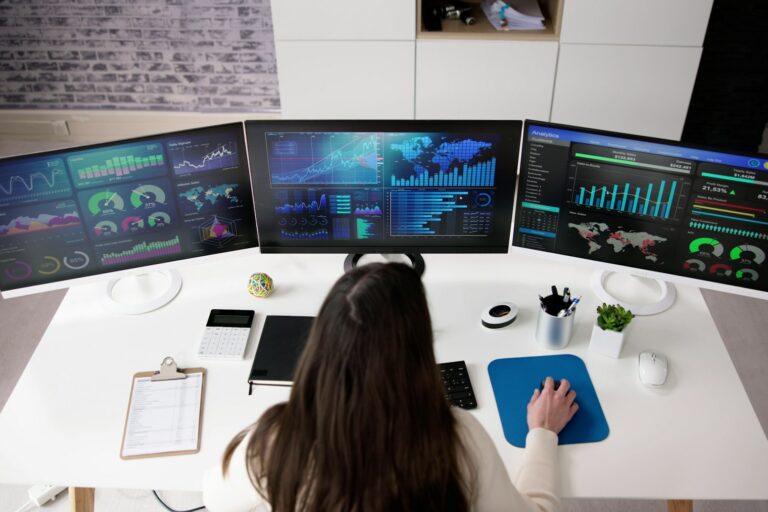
[0,251,767,499]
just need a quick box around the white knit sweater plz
[203,408,559,512]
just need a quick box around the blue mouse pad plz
[488,355,609,447]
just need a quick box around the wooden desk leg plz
[69,487,95,512]
[668,499,693,512]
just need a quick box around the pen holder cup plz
[535,308,575,350]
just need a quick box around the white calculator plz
[197,309,255,360]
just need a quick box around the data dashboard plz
[514,123,768,293]
[0,123,257,291]
[246,121,520,253]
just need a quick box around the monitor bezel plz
[510,119,768,301]
[0,121,259,296]
[244,119,521,254]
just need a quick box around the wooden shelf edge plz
[416,29,559,42]
[416,0,562,43]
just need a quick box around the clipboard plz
[120,357,206,460]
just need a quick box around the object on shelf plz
[248,272,274,298]
[423,0,477,31]
[481,0,545,31]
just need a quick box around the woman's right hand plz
[526,377,579,434]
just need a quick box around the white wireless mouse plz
[638,351,669,387]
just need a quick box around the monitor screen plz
[513,121,768,295]
[246,120,520,253]
[0,123,258,292]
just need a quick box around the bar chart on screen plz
[389,158,496,188]
[567,166,689,222]
[386,134,498,188]
[67,142,168,189]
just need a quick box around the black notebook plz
[248,315,315,391]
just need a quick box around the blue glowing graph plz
[274,189,328,215]
[389,190,471,236]
[574,179,679,220]
[386,134,498,188]
[333,217,351,240]
[329,194,351,214]
[0,157,71,206]
[353,190,382,216]
[356,217,380,240]
[266,132,380,185]
[280,228,329,240]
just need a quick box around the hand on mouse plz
[527,376,579,434]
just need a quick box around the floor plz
[1,139,768,512]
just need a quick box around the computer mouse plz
[539,379,562,392]
[638,351,669,387]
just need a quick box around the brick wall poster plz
[0,0,280,112]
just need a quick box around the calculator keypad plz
[439,360,477,409]
[198,326,250,359]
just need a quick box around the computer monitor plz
[513,120,768,314]
[245,120,520,272]
[0,123,258,312]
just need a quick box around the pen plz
[563,287,571,304]
[558,296,581,317]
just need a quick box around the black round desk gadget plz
[481,302,519,329]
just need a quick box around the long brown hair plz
[223,263,472,511]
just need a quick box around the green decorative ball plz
[248,272,274,298]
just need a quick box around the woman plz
[204,263,578,512]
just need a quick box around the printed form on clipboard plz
[121,357,206,460]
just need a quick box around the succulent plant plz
[596,303,634,332]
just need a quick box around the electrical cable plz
[152,490,206,512]
[13,484,67,512]
[12,501,35,512]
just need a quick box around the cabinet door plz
[270,0,415,41]
[415,40,558,120]
[276,41,415,119]
[561,0,712,46]
[551,44,702,140]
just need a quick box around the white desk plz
[1,252,767,501]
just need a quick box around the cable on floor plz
[152,490,206,512]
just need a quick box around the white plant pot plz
[589,322,628,358]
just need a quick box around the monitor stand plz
[101,269,183,315]
[344,253,426,276]
[590,269,676,316]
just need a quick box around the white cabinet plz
[555,0,712,139]
[551,44,703,140]
[271,0,415,41]
[560,0,713,46]
[269,1,712,131]
[275,41,415,119]
[415,40,558,120]
[270,0,416,119]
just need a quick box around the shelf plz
[416,0,563,41]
